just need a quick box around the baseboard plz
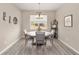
[59,39,79,54]
[0,38,20,55]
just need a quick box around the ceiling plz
[14,3,64,11]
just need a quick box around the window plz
[30,15,47,30]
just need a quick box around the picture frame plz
[3,12,6,21]
[64,15,73,27]
[9,16,11,23]
[13,17,18,24]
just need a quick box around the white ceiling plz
[14,3,64,11]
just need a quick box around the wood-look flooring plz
[1,38,78,55]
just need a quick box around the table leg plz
[32,37,36,45]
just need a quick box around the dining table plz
[24,30,54,45]
[26,31,51,37]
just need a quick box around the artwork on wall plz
[13,17,18,24]
[3,12,6,21]
[2,11,18,25]
[9,16,11,23]
[64,15,73,27]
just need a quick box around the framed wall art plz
[3,12,6,21]
[9,16,11,23]
[64,15,73,27]
[13,17,18,24]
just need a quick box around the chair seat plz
[32,42,46,46]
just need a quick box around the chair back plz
[36,31,45,45]
[50,29,55,39]
[51,29,55,35]
[24,29,27,34]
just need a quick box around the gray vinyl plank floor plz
[1,38,78,55]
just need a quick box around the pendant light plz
[38,3,41,18]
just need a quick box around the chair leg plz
[51,38,53,45]
[25,39,27,47]
[25,36,28,47]
[24,38,26,53]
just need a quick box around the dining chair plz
[49,29,55,44]
[24,29,31,47]
[24,29,28,46]
[36,31,46,46]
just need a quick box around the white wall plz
[0,4,21,52]
[22,10,56,32]
[56,4,79,52]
